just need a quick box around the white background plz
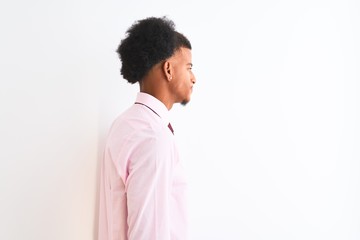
[1,0,359,239]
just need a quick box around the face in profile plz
[168,47,196,106]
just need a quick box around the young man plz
[98,17,196,240]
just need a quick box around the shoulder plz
[106,104,173,150]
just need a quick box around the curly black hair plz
[117,16,192,84]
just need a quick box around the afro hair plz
[117,16,192,84]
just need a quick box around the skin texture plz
[140,47,196,110]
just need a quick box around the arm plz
[126,136,174,240]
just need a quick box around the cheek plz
[180,74,191,89]
[174,69,191,92]
[180,71,191,84]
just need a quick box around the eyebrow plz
[187,63,193,67]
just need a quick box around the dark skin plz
[140,47,196,110]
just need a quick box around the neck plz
[140,81,174,110]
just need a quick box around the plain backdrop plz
[0,0,359,239]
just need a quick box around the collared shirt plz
[98,92,188,240]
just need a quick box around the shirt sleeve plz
[125,135,174,240]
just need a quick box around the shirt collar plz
[135,92,170,124]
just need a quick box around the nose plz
[191,72,196,84]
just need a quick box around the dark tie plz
[168,123,174,135]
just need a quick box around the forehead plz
[173,47,192,61]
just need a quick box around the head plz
[117,16,196,107]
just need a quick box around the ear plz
[163,60,173,82]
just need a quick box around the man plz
[98,16,196,240]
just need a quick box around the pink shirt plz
[98,92,188,240]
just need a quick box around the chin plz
[180,98,190,106]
